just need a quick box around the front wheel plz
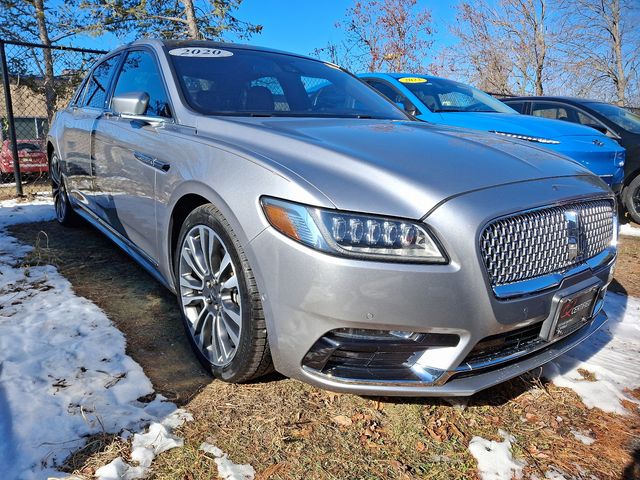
[50,152,78,226]
[175,204,273,382]
[623,174,640,224]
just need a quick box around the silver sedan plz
[47,39,618,396]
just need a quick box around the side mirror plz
[396,101,417,116]
[112,92,150,116]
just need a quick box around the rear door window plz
[531,102,570,121]
[506,101,527,114]
[82,54,121,110]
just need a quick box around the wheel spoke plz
[221,274,238,292]
[187,235,209,276]
[192,305,209,333]
[180,274,203,291]
[181,247,206,279]
[221,310,240,346]
[221,302,241,328]
[198,226,215,276]
[182,294,205,307]
[215,252,231,280]
[209,314,223,362]
[216,315,233,360]
[200,311,214,356]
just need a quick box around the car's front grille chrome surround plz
[481,198,615,290]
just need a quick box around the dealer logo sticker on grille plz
[565,210,581,261]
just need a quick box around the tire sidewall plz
[50,152,75,225]
[623,174,640,224]
[174,205,257,382]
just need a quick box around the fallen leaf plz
[332,415,353,427]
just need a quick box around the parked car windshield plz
[401,77,515,114]
[169,47,408,119]
[585,102,640,134]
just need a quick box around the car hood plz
[432,112,610,139]
[196,117,600,219]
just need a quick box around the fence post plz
[0,40,24,196]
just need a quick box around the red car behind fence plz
[0,139,48,180]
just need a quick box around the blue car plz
[359,73,626,190]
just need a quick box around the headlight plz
[490,131,560,144]
[261,197,447,263]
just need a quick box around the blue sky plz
[64,0,461,60]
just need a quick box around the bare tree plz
[81,0,262,41]
[447,0,556,95]
[444,3,513,94]
[0,0,87,122]
[559,0,639,105]
[331,0,434,72]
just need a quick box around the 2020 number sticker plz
[168,48,233,58]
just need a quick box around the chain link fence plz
[0,40,106,198]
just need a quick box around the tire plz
[174,204,273,383]
[50,152,78,226]
[623,174,640,224]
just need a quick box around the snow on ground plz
[468,430,525,480]
[544,292,640,414]
[620,223,640,237]
[200,441,256,480]
[0,198,189,478]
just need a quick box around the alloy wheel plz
[50,154,67,222]
[633,184,640,216]
[178,225,243,367]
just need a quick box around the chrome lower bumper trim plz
[493,247,617,299]
[301,311,607,392]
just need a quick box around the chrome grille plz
[481,199,614,286]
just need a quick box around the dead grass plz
[8,220,640,480]
[0,179,49,201]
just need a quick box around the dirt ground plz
[8,218,640,480]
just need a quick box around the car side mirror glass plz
[396,101,417,116]
[112,92,150,116]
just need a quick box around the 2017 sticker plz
[169,48,233,58]
[398,77,427,83]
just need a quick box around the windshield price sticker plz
[169,48,233,58]
[398,77,427,83]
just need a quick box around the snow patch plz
[570,429,595,445]
[620,223,640,237]
[544,292,640,414]
[468,430,525,480]
[0,198,189,478]
[200,441,255,480]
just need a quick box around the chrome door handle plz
[134,151,170,172]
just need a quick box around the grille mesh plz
[481,199,614,286]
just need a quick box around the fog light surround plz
[302,328,459,384]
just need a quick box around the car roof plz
[110,38,325,64]
[502,96,604,104]
[361,72,440,80]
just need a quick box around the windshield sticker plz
[398,77,427,84]
[169,47,233,58]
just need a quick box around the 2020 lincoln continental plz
[47,39,618,396]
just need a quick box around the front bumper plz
[248,177,615,396]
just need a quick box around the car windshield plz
[169,47,408,119]
[585,102,640,134]
[400,77,515,114]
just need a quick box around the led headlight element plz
[490,131,561,145]
[261,197,447,263]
